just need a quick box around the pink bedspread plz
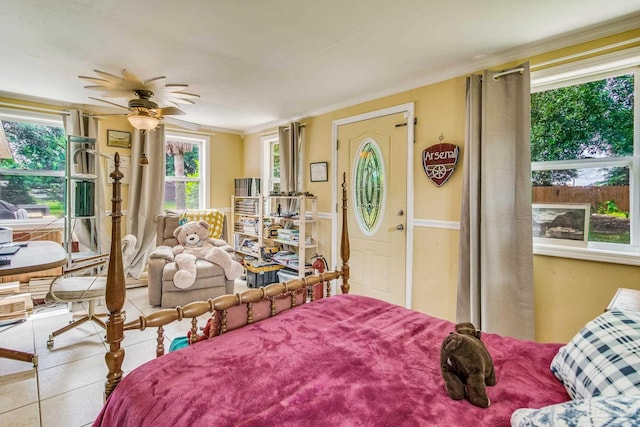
[94,294,569,426]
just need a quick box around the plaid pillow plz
[178,209,225,240]
[550,309,640,400]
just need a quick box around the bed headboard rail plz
[123,271,342,355]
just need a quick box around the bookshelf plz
[231,194,318,278]
[65,135,100,266]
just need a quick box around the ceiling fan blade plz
[144,76,167,92]
[93,69,127,84]
[86,89,135,99]
[164,84,190,93]
[120,69,143,85]
[171,91,200,99]
[79,77,122,89]
[163,116,201,131]
[155,106,185,116]
[169,97,197,105]
[89,97,130,111]
[153,94,195,107]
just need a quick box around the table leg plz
[0,347,38,367]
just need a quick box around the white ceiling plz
[1,1,639,134]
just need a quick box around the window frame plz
[163,131,209,210]
[530,49,640,265]
[261,133,279,196]
[0,108,66,232]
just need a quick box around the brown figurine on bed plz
[440,322,496,408]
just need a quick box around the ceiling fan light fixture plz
[128,113,159,131]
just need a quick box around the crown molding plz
[242,12,640,136]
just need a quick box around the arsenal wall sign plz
[422,143,459,187]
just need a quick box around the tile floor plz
[0,281,248,427]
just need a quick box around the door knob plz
[397,210,404,216]
[396,224,404,231]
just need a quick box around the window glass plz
[164,133,206,210]
[532,167,630,244]
[531,68,637,258]
[271,140,280,193]
[531,74,634,162]
[261,135,280,195]
[0,117,66,220]
[163,181,200,210]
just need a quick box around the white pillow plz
[511,394,640,427]
[550,309,640,399]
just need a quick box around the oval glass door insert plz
[353,137,386,236]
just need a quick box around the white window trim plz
[261,133,279,196]
[0,109,66,228]
[164,131,209,209]
[530,50,640,266]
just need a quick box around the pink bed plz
[93,294,569,426]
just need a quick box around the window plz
[530,50,640,264]
[262,134,280,195]
[164,132,208,210]
[0,109,66,229]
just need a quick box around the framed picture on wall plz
[107,130,131,148]
[310,162,328,182]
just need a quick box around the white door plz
[337,111,408,306]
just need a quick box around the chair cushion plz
[46,276,106,301]
[179,209,225,239]
[161,260,227,292]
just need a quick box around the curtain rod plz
[280,123,306,130]
[492,67,525,80]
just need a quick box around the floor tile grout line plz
[29,313,43,427]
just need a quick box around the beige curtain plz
[63,110,101,256]
[279,122,305,194]
[126,126,166,278]
[457,62,534,340]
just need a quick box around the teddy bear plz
[172,220,244,289]
[440,322,496,408]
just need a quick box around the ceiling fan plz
[78,69,201,131]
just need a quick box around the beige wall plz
[242,28,640,343]
[208,131,243,209]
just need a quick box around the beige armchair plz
[148,210,236,308]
